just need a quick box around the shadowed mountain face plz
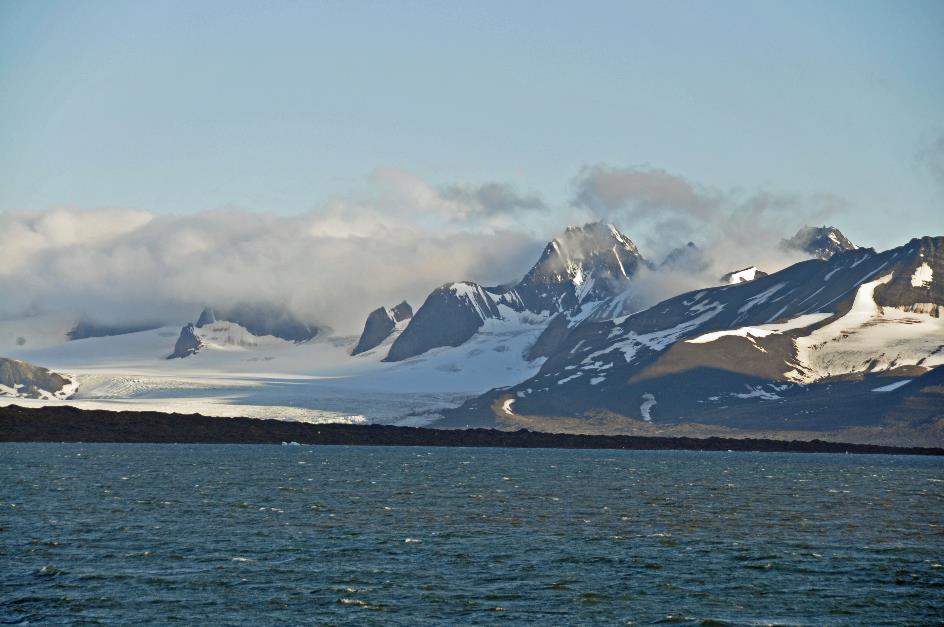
[352,301,413,356]
[782,225,857,260]
[441,236,944,444]
[0,357,70,399]
[167,324,204,360]
[384,222,646,362]
[660,242,709,273]
[68,320,163,341]
[385,284,501,362]
[195,305,318,343]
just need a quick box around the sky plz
[1,0,942,331]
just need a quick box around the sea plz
[1,444,942,625]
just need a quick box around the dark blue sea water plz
[1,445,942,625]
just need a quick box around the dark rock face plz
[194,304,317,343]
[352,301,414,356]
[390,301,413,321]
[782,226,856,260]
[0,358,70,398]
[873,236,943,310]
[385,284,500,362]
[167,324,204,359]
[385,222,645,362]
[67,320,163,341]
[195,307,217,327]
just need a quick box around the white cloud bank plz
[0,166,851,334]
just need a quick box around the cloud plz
[364,168,548,230]
[438,182,546,217]
[573,164,720,220]
[571,164,848,281]
[0,166,852,335]
[0,178,546,334]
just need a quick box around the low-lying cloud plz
[571,164,847,283]
[1,165,852,334]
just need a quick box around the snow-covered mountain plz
[441,235,944,446]
[3,220,941,446]
[166,305,319,359]
[195,305,318,343]
[385,222,646,362]
[0,358,75,400]
[782,225,857,260]
[352,301,413,356]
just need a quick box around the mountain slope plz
[441,236,944,443]
[352,301,413,356]
[195,305,318,343]
[0,358,74,399]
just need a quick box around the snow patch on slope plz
[686,313,832,344]
[911,262,933,287]
[787,273,944,382]
[639,393,656,421]
[872,379,912,393]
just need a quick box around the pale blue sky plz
[1,0,942,248]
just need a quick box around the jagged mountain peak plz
[783,225,856,260]
[660,242,709,273]
[549,221,641,265]
[352,301,414,356]
[383,221,650,362]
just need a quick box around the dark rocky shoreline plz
[1,405,941,456]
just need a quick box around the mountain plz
[166,304,320,359]
[384,222,646,362]
[0,357,74,399]
[660,242,709,273]
[783,225,857,260]
[167,324,204,359]
[440,236,944,445]
[352,301,413,356]
[720,266,768,285]
[195,305,317,343]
